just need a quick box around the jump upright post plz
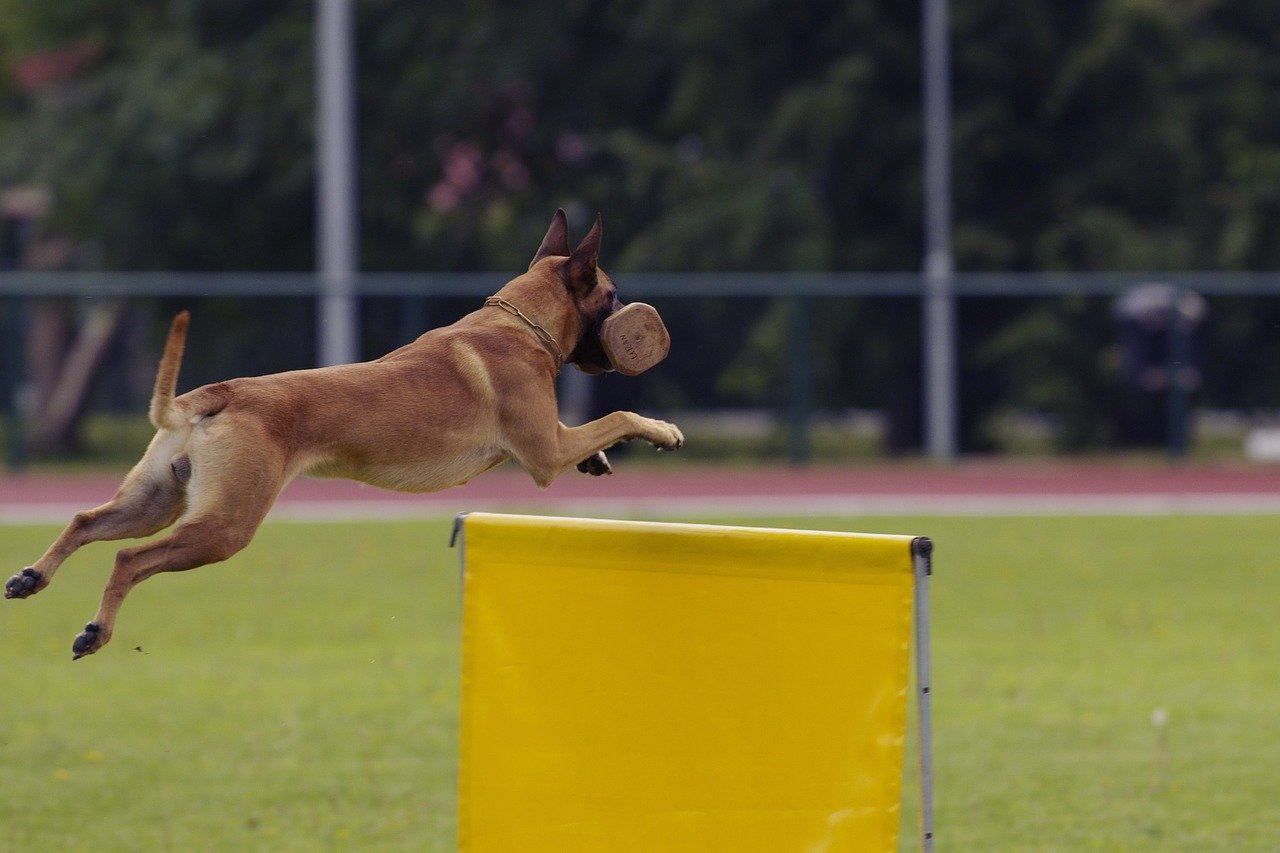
[451,513,935,852]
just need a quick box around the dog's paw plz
[647,420,684,452]
[576,451,612,476]
[72,623,108,660]
[4,568,45,600]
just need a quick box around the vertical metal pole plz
[2,297,29,472]
[316,0,359,366]
[912,537,936,852]
[2,207,30,471]
[787,296,812,464]
[1166,296,1190,459]
[558,369,592,427]
[451,512,469,610]
[922,0,957,460]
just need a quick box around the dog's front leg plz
[511,411,683,487]
[576,451,612,476]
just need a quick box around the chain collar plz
[484,296,564,374]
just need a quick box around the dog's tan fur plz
[5,211,683,658]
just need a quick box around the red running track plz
[4,460,1280,521]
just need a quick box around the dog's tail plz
[149,311,190,431]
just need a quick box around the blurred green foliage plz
[3,1,1280,451]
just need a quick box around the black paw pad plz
[4,568,43,599]
[72,623,102,660]
[576,453,612,476]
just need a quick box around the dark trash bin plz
[1114,283,1206,452]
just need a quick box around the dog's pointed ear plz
[530,209,571,269]
[564,213,601,293]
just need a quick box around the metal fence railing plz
[7,270,1280,298]
[3,270,1280,471]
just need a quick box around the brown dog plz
[5,210,683,658]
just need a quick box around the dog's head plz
[529,209,621,374]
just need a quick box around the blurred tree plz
[950,0,1280,448]
[0,1,314,269]
[0,2,317,450]
[4,0,1280,453]
[353,1,925,438]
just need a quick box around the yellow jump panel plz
[457,513,918,852]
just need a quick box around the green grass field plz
[2,513,1278,850]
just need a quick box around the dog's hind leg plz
[69,515,256,659]
[70,448,285,659]
[5,457,188,601]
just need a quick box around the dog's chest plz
[305,445,508,493]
